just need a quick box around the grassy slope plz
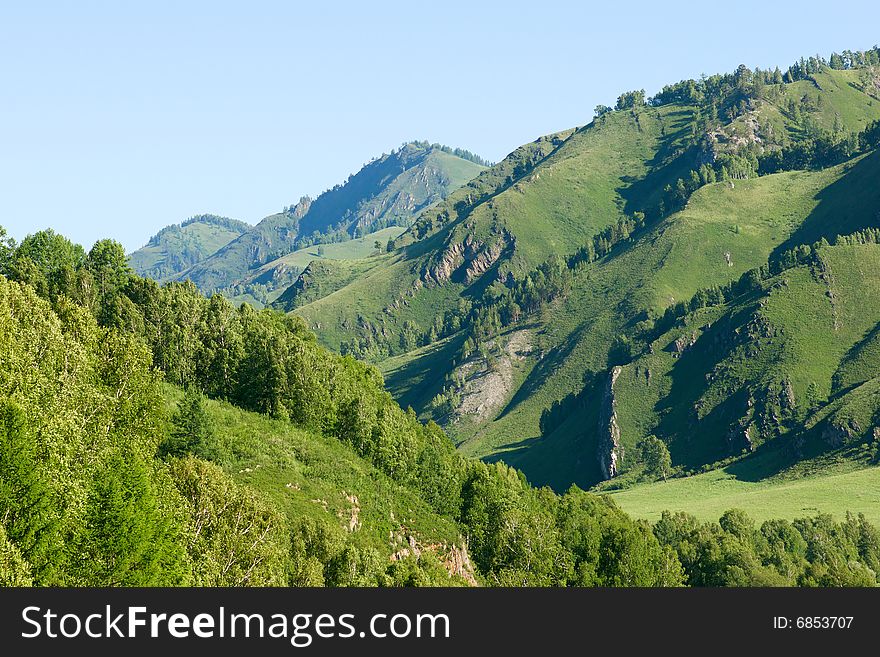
[180,146,484,294]
[469,153,880,468]
[226,227,407,308]
[162,385,465,560]
[296,147,485,237]
[291,69,880,494]
[466,104,696,272]
[255,227,405,277]
[129,219,249,282]
[623,240,880,471]
[294,105,695,351]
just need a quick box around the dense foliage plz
[6,224,878,586]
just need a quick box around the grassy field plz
[608,462,880,526]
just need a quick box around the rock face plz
[390,537,479,586]
[454,330,531,423]
[597,366,623,480]
[822,418,862,448]
[421,229,511,286]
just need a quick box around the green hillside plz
[7,222,880,587]
[177,143,486,295]
[128,214,250,282]
[163,385,474,583]
[225,226,406,308]
[286,61,880,496]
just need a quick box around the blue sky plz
[1,1,877,252]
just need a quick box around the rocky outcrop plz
[673,331,698,355]
[288,196,313,220]
[454,331,531,423]
[597,366,623,480]
[822,418,862,448]
[338,492,361,532]
[464,239,505,283]
[420,230,511,286]
[390,535,478,586]
[423,239,467,285]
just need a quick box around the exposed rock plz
[454,331,531,422]
[822,418,862,448]
[781,378,796,411]
[673,331,698,355]
[464,239,505,283]
[422,239,467,285]
[337,491,361,532]
[597,366,623,480]
[727,420,754,452]
[390,537,478,586]
[420,229,512,286]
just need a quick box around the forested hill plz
[4,224,880,587]
[173,142,486,295]
[128,214,250,283]
[282,47,880,493]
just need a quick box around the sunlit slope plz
[284,68,880,494]
[162,385,474,581]
[291,105,698,352]
[609,461,880,526]
[470,152,880,488]
[129,215,250,282]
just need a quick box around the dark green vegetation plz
[284,48,880,502]
[128,214,251,283]
[171,142,486,300]
[7,224,880,586]
[6,46,880,588]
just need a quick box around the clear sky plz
[2,1,877,252]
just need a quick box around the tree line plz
[3,224,880,586]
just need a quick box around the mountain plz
[7,46,880,587]
[280,51,880,493]
[222,225,407,309]
[6,230,880,588]
[176,142,487,295]
[128,214,250,282]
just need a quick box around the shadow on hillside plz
[723,443,799,482]
[770,149,880,262]
[831,320,880,394]
[619,108,699,218]
[653,308,753,470]
[493,321,590,422]
[483,425,600,492]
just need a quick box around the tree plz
[76,449,191,585]
[0,224,15,274]
[87,239,130,298]
[594,104,612,118]
[7,229,86,299]
[616,90,646,110]
[169,456,288,586]
[0,524,33,586]
[159,387,216,459]
[197,294,244,399]
[641,435,672,480]
[0,401,60,582]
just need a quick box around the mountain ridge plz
[281,52,880,494]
